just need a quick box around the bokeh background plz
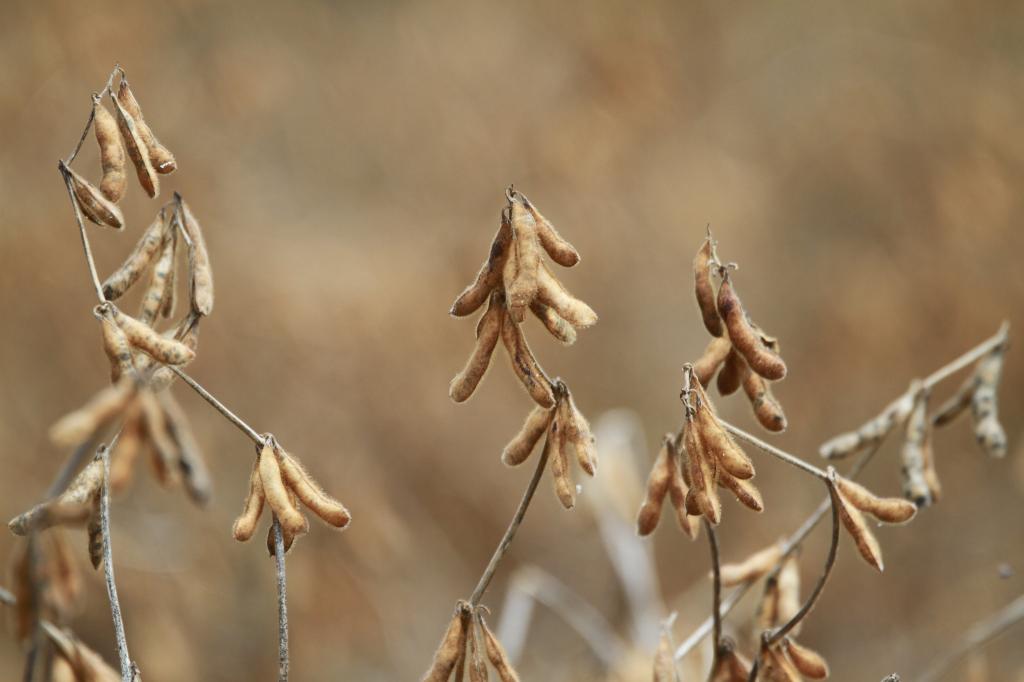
[1,1,1023,680]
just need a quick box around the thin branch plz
[99,442,135,682]
[57,162,105,303]
[468,442,552,607]
[704,519,723,669]
[921,322,1009,390]
[918,593,1024,682]
[168,366,264,445]
[272,517,289,682]
[722,420,829,481]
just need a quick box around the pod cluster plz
[819,339,1008,508]
[421,601,521,682]
[7,529,81,642]
[692,234,789,432]
[60,72,177,231]
[232,437,351,556]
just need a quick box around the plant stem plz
[272,517,289,682]
[704,519,722,667]
[169,367,265,445]
[918,593,1024,682]
[722,421,829,481]
[468,443,551,607]
[99,442,135,682]
[58,162,105,303]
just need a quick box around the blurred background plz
[1,1,1023,679]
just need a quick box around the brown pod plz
[479,613,521,682]
[49,379,137,448]
[111,89,159,198]
[179,200,215,316]
[548,419,575,509]
[147,313,201,391]
[921,428,942,502]
[500,307,555,408]
[102,209,168,300]
[835,477,916,524]
[536,263,598,329]
[421,604,471,682]
[762,645,803,682]
[522,196,580,267]
[258,444,309,537]
[137,229,177,326]
[139,390,179,486]
[716,349,746,396]
[694,237,724,337]
[46,529,83,619]
[502,406,554,466]
[504,194,541,314]
[776,555,801,628]
[98,308,136,383]
[696,416,755,481]
[971,350,1007,458]
[653,629,680,682]
[466,618,489,682]
[718,470,764,512]
[784,638,829,679]
[637,437,673,536]
[529,300,577,345]
[451,213,512,317]
[109,408,144,492]
[710,640,751,682]
[900,391,933,507]
[87,494,103,570]
[742,371,787,433]
[716,276,786,380]
[665,438,700,539]
[560,390,597,476]
[116,78,176,173]
[450,292,504,402]
[233,460,266,542]
[93,99,126,202]
[692,336,732,388]
[277,447,351,528]
[64,164,124,229]
[160,392,212,505]
[718,541,783,587]
[109,305,195,365]
[161,220,180,319]
[756,576,782,633]
[831,483,884,572]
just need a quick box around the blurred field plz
[1,1,1023,680]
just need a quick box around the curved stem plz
[704,519,722,666]
[469,442,551,607]
[272,517,289,682]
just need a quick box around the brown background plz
[1,1,1023,680]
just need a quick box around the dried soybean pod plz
[561,390,597,476]
[776,554,801,628]
[693,336,731,388]
[110,88,159,198]
[102,210,168,300]
[138,229,176,326]
[86,494,103,569]
[718,471,764,512]
[783,638,829,679]
[479,613,521,682]
[972,349,1007,457]
[536,263,598,329]
[46,529,83,619]
[180,199,214,316]
[116,78,176,174]
[504,193,541,314]
[49,379,136,448]
[742,371,787,433]
[716,349,746,396]
[466,618,488,682]
[110,408,144,492]
[277,448,351,528]
[716,275,786,380]
[63,163,125,229]
[831,480,884,572]
[756,576,781,633]
[232,460,266,542]
[901,390,933,507]
[97,307,136,383]
[259,443,309,537]
[148,313,201,391]
[921,428,942,502]
[422,604,471,682]
[500,308,556,408]
[502,406,554,466]
[691,380,756,479]
[653,628,680,682]
[834,476,916,524]
[694,237,724,337]
[110,305,195,365]
[666,440,700,538]
[548,419,575,509]
[718,541,783,587]
[762,645,802,682]
[161,220,180,319]
[637,436,673,536]
[451,212,513,317]
[160,392,212,505]
[529,300,577,345]
[521,193,580,267]
[451,293,504,402]
[139,390,179,486]
[711,640,751,682]
[92,98,126,202]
